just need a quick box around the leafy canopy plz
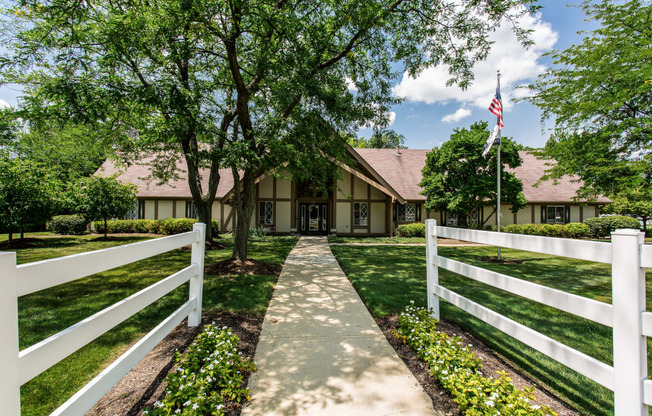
[348,129,407,149]
[524,0,652,198]
[602,187,652,230]
[419,121,526,226]
[0,152,59,234]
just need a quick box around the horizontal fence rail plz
[2,223,206,416]
[426,220,649,416]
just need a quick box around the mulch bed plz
[476,256,526,264]
[86,312,263,416]
[205,259,282,277]
[376,316,579,416]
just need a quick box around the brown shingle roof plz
[354,148,610,204]
[96,158,235,199]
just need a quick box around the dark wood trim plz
[154,200,159,220]
[513,211,518,225]
[531,205,535,223]
[221,202,225,232]
[332,197,337,231]
[224,206,234,232]
[291,180,297,229]
[580,205,584,222]
[272,177,277,227]
[386,199,391,235]
[366,183,371,232]
[172,200,177,218]
[350,172,354,231]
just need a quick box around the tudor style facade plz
[97,147,610,235]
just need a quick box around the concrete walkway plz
[242,236,440,416]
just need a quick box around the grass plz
[9,234,297,416]
[328,235,426,244]
[330,244,652,416]
[0,231,53,241]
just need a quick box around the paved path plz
[242,236,440,416]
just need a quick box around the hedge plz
[500,222,590,239]
[93,219,220,236]
[47,215,88,235]
[583,215,641,238]
[395,223,426,237]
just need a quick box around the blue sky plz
[361,0,598,150]
[0,1,595,150]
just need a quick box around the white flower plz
[532,404,541,410]
[485,400,495,407]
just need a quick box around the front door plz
[300,203,328,235]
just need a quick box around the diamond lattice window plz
[354,202,368,226]
[259,201,273,225]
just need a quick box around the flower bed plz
[144,324,256,416]
[395,303,556,416]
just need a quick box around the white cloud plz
[392,12,557,113]
[0,99,11,109]
[442,108,472,123]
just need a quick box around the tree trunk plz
[196,200,214,241]
[104,218,108,239]
[232,170,256,262]
[20,229,24,239]
[8,232,12,243]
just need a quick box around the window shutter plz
[565,206,571,223]
[541,206,546,224]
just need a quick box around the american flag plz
[488,83,503,128]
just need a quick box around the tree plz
[2,0,539,260]
[524,0,652,198]
[69,175,138,238]
[419,121,527,227]
[602,187,652,232]
[0,152,59,241]
[349,129,407,149]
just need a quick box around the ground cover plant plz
[10,234,297,416]
[330,243,652,416]
[396,303,556,416]
[143,324,256,416]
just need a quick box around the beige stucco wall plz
[336,202,351,233]
[338,171,351,199]
[276,201,291,232]
[277,178,291,199]
[354,177,367,199]
[370,187,385,200]
[158,201,173,219]
[370,203,385,234]
[223,204,233,231]
[259,176,274,199]
[144,201,155,220]
[211,203,220,222]
[499,204,514,226]
[570,206,581,223]
[516,206,531,224]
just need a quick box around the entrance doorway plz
[300,203,328,235]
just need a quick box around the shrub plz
[500,223,589,239]
[143,324,256,416]
[211,219,220,237]
[249,225,269,239]
[93,218,219,236]
[147,219,163,235]
[395,303,555,416]
[47,215,88,235]
[133,219,151,233]
[395,222,426,237]
[584,215,641,238]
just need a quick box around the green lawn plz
[330,244,651,416]
[8,234,297,416]
[328,236,426,244]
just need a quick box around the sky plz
[361,0,598,150]
[0,1,597,150]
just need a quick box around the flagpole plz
[496,70,501,260]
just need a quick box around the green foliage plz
[143,325,255,416]
[349,129,407,149]
[93,218,219,235]
[602,187,652,229]
[394,223,426,238]
[68,176,137,236]
[47,215,88,235]
[0,152,59,235]
[248,226,270,240]
[419,122,527,227]
[524,0,652,197]
[501,223,590,239]
[395,304,556,416]
[584,216,641,238]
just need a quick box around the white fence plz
[1,223,206,416]
[425,219,650,416]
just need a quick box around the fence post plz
[426,219,439,319]
[0,252,21,415]
[612,229,647,416]
[188,223,206,327]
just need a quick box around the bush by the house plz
[143,324,256,416]
[93,219,220,236]
[501,223,589,239]
[395,303,556,416]
[583,215,641,238]
[47,215,88,235]
[249,225,270,239]
[395,223,426,237]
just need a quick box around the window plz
[396,203,419,221]
[124,201,139,220]
[542,205,570,224]
[185,201,198,219]
[353,202,368,226]
[259,201,273,225]
[446,213,458,227]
